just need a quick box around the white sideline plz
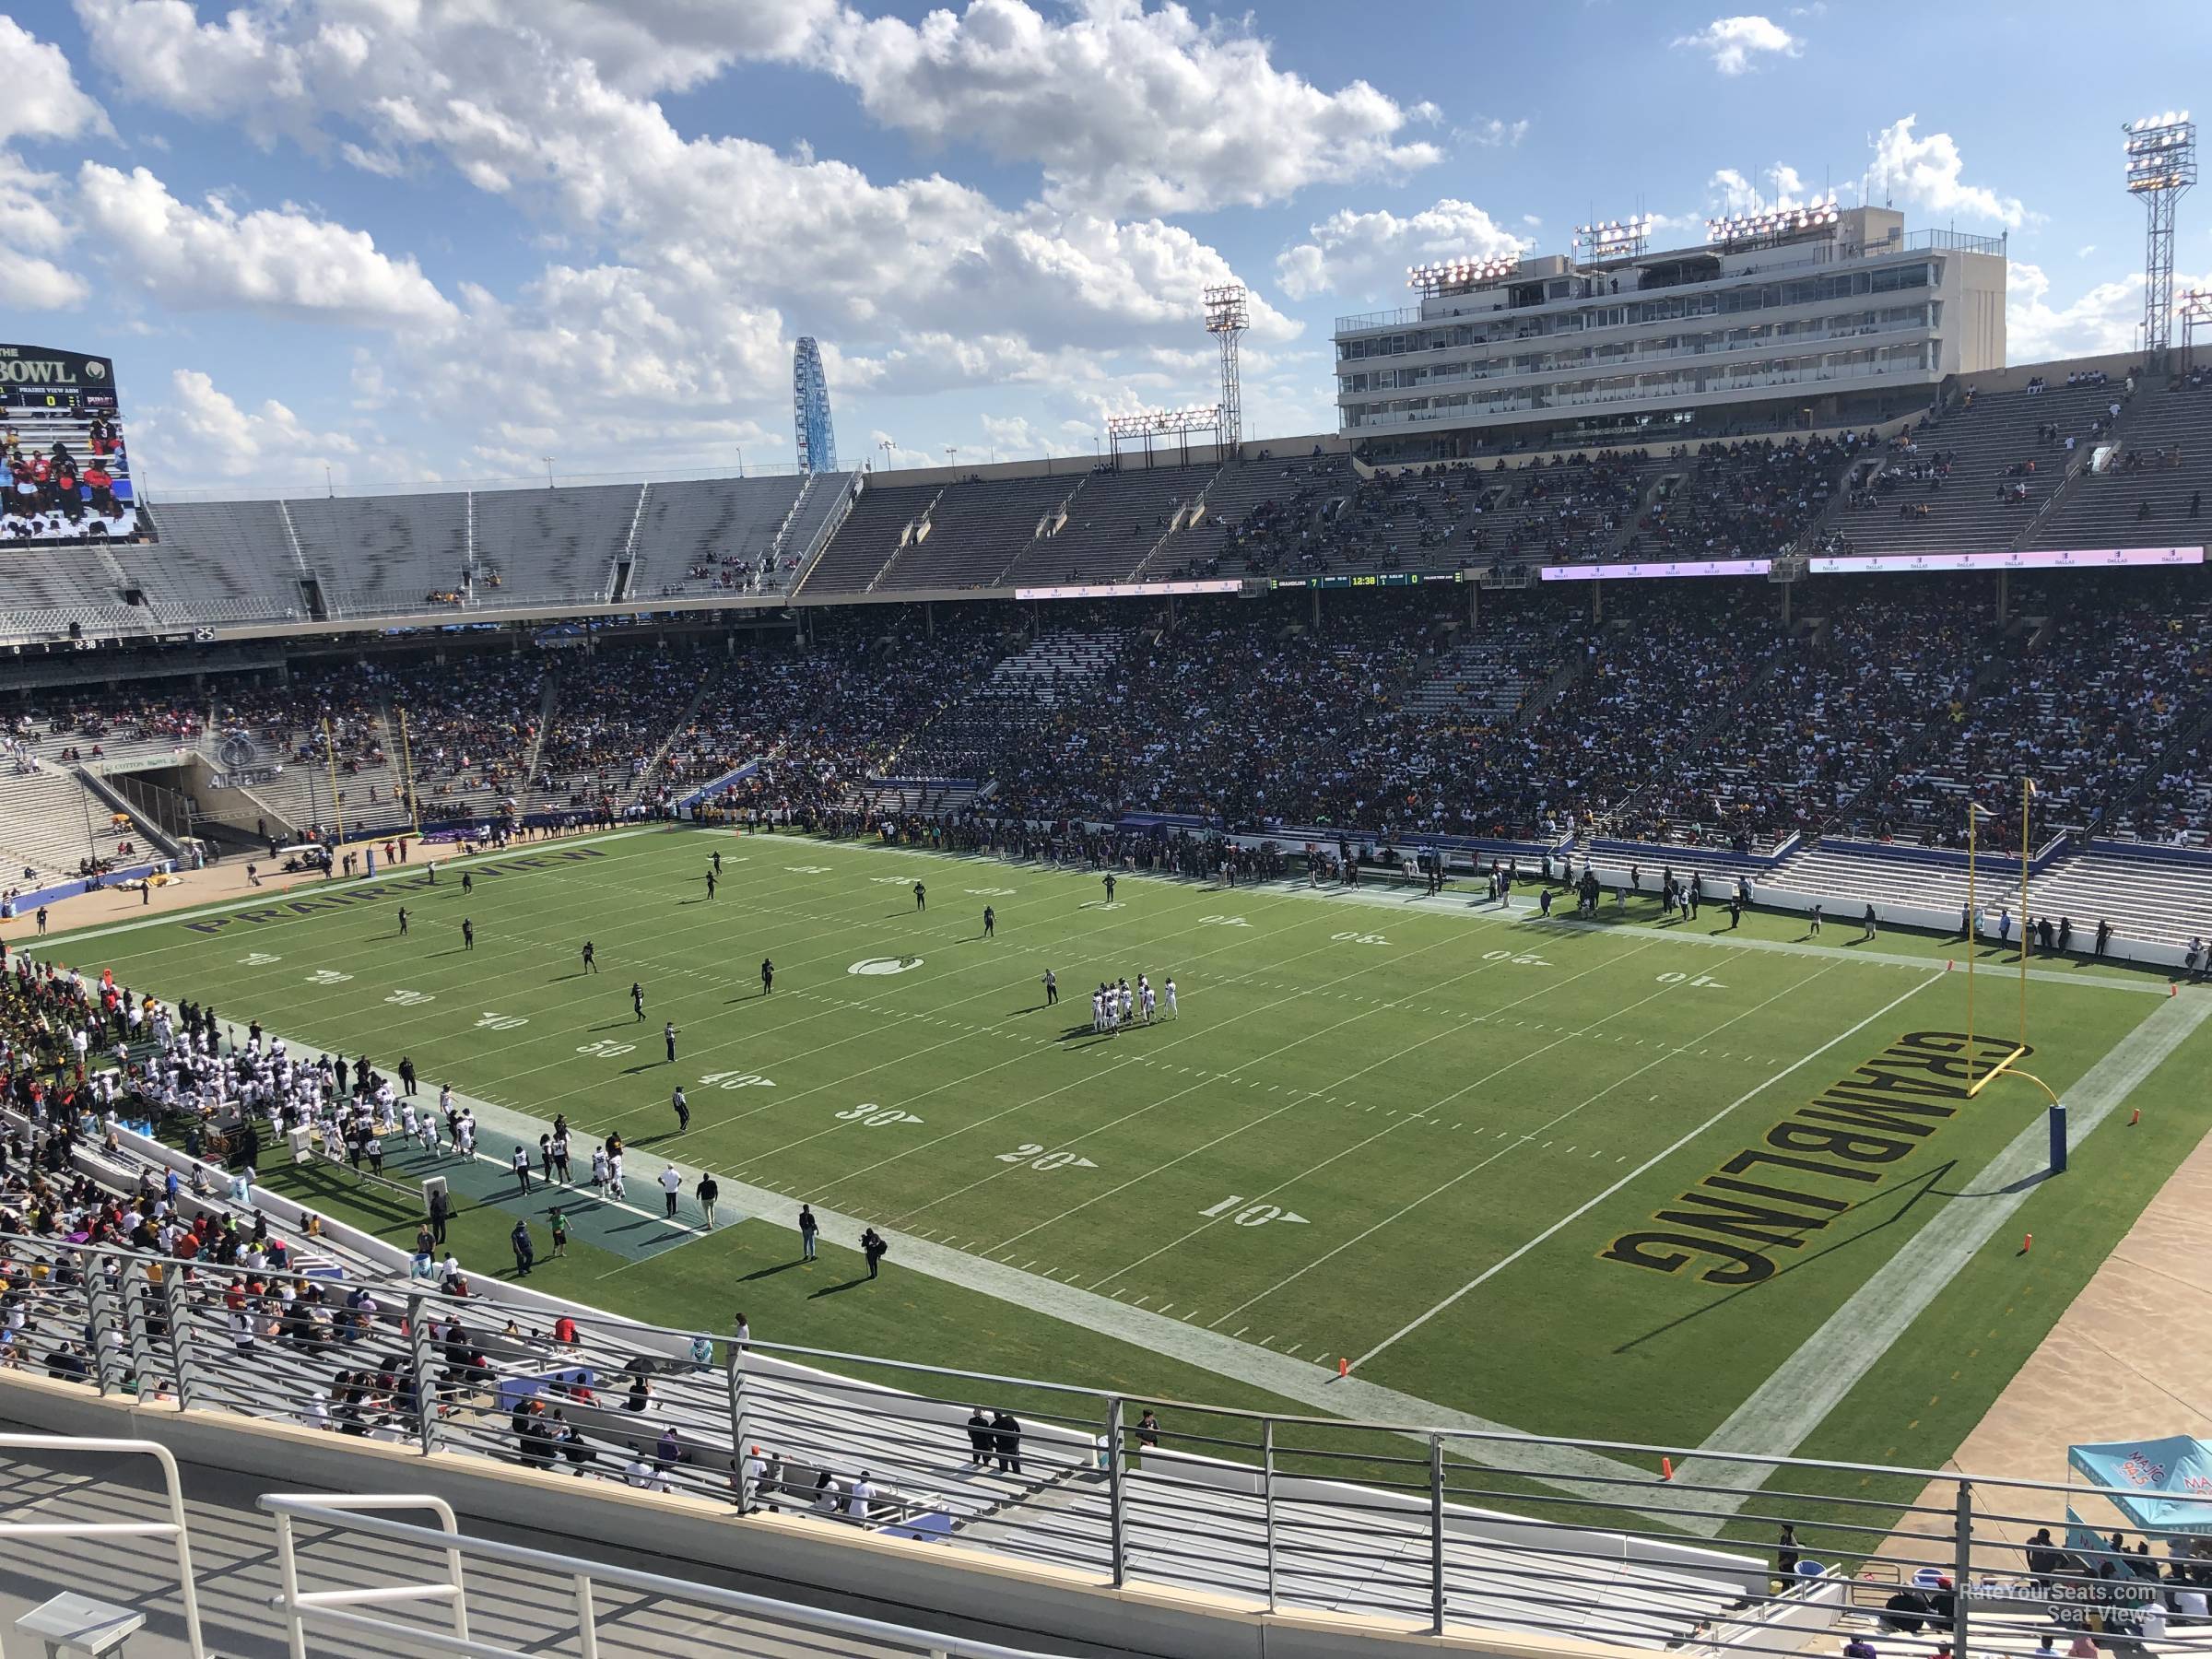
[1673,988,2212,1506]
[439,1080,1686,1524]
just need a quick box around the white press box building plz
[1333,204,2007,461]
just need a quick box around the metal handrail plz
[0,1433,206,1657]
[257,1492,1077,1659]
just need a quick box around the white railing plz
[259,1492,1066,1659]
[0,1434,206,1657]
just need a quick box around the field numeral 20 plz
[995,1143,1098,1171]
[836,1103,923,1127]
[1201,1194,1311,1227]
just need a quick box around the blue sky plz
[2,1,2206,493]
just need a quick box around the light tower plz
[1202,283,1249,453]
[793,336,838,474]
[2124,113,2196,370]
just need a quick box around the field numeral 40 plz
[1201,1194,1311,1227]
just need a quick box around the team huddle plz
[1088,973,1175,1033]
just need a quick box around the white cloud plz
[76,162,458,324]
[1706,163,1830,215]
[69,0,1305,475]
[0,248,88,310]
[1673,16,1801,76]
[1277,198,1528,300]
[140,368,365,481]
[2005,261,2142,362]
[1457,117,1530,150]
[811,0,1442,216]
[0,16,111,144]
[1869,115,2026,229]
[2077,243,2097,259]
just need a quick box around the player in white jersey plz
[423,1110,443,1155]
[401,1103,418,1144]
[607,1150,626,1200]
[1163,976,1178,1018]
[591,1145,610,1194]
[1117,980,1133,1026]
[1140,980,1156,1023]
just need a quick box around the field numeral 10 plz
[1201,1194,1311,1228]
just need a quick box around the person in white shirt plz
[1163,976,1178,1018]
[846,1472,874,1521]
[658,1165,682,1218]
[740,1445,767,1512]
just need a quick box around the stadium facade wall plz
[2084,838,2212,872]
[0,861,167,918]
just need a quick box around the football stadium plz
[5,9,2212,1657]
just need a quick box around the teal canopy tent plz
[2068,1439,2212,1535]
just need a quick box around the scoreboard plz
[0,346,121,415]
[0,344,135,545]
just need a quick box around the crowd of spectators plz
[1843,583,2207,848]
[2,415,132,542]
[1628,435,1853,562]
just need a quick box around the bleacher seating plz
[0,762,116,884]
[2026,377,2212,550]
[474,484,638,606]
[0,545,144,641]
[794,477,932,596]
[125,500,304,625]
[627,477,806,598]
[996,464,1209,588]
[871,473,1071,591]
[1824,381,2118,558]
[288,492,469,615]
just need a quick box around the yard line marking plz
[1347,969,1945,1371]
[990,942,1668,1262]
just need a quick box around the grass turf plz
[42,824,2212,1502]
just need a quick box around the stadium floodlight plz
[1406,253,1520,294]
[1704,197,1841,245]
[2124,115,2196,365]
[1572,215,1654,262]
[1203,283,1250,449]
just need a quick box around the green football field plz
[41,824,2212,1504]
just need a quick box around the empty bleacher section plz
[794,477,932,595]
[871,473,1072,591]
[287,491,469,614]
[473,483,638,606]
[0,762,110,883]
[125,500,303,626]
[1822,378,2118,558]
[628,476,806,598]
[2026,374,2212,550]
[996,464,1209,588]
[0,543,143,642]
